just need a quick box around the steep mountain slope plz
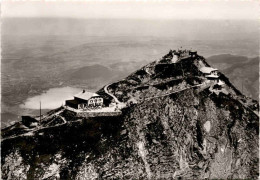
[1,50,259,179]
[207,54,259,99]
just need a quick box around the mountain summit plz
[2,49,259,179]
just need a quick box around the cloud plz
[20,87,81,109]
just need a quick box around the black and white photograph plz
[1,0,259,179]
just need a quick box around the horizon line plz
[2,17,257,21]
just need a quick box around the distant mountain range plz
[64,64,114,80]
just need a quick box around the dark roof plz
[66,99,80,105]
[213,84,222,88]
[22,116,38,123]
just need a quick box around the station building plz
[199,67,219,79]
[65,90,103,109]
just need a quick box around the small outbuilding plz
[199,67,219,78]
[189,50,198,58]
[217,80,225,86]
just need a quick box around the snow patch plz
[204,121,211,133]
[42,163,60,179]
[137,141,152,179]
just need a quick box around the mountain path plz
[104,84,121,104]
[144,83,203,101]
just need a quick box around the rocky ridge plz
[1,50,259,179]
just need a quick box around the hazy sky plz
[2,0,259,20]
